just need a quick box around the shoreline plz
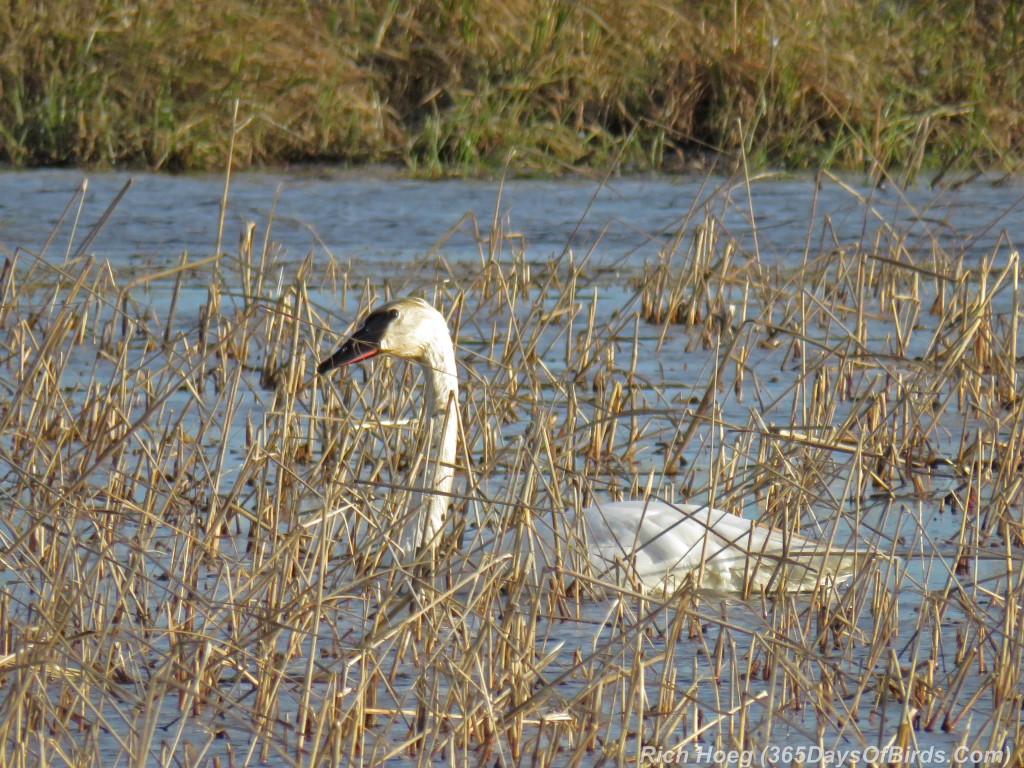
[2,1,1020,176]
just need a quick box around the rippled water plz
[1,168,1022,765]
[3,168,1022,272]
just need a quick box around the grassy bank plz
[1,0,1022,175]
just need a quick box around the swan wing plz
[579,500,865,592]
[477,499,868,594]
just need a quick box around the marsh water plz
[1,168,1022,766]
[3,168,1020,271]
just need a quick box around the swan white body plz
[495,498,859,593]
[319,297,863,594]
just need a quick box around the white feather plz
[321,297,870,595]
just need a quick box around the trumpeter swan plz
[318,297,866,594]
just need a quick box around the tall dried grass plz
[0,167,1021,766]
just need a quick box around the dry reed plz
[0,167,1021,767]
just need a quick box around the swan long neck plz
[409,327,459,553]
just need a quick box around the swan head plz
[317,297,451,374]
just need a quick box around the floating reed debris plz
[0,172,1021,766]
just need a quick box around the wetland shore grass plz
[0,170,1022,765]
[1,0,1022,176]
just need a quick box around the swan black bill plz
[316,340,379,373]
[316,307,398,375]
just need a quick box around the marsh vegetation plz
[1,0,1022,176]
[0,168,1022,765]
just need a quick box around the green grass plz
[0,0,1022,175]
